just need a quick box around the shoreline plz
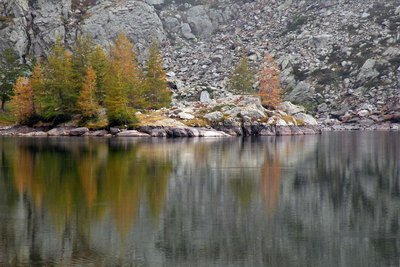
[0,123,399,138]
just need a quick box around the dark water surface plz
[0,132,399,267]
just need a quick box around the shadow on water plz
[0,132,398,266]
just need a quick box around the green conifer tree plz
[0,48,24,111]
[142,40,171,109]
[228,51,255,95]
[89,45,110,105]
[30,62,45,114]
[71,34,95,89]
[43,37,75,119]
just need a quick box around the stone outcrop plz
[81,1,166,56]
[0,0,165,58]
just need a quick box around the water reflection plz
[0,132,399,266]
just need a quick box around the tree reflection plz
[0,133,400,266]
[7,138,172,237]
[260,150,281,214]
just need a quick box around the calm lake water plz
[0,132,399,267]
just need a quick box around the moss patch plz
[182,118,209,127]
[136,111,170,126]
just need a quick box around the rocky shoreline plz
[1,95,398,138]
[0,122,399,138]
[0,125,321,138]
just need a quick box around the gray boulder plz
[81,1,166,57]
[117,130,150,137]
[181,23,196,40]
[19,131,48,137]
[204,111,224,122]
[240,108,265,119]
[186,5,214,38]
[178,112,195,120]
[163,17,180,33]
[287,82,314,104]
[279,101,306,115]
[47,127,71,136]
[109,127,121,135]
[145,0,164,6]
[87,130,110,137]
[357,59,379,83]
[198,129,230,137]
[294,113,318,125]
[69,127,90,136]
[200,91,211,103]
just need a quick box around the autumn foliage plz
[11,77,35,123]
[78,67,100,118]
[258,54,282,109]
[10,33,171,126]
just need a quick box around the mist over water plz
[0,132,399,266]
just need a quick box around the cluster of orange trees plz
[11,33,171,126]
[229,51,282,109]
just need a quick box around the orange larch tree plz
[105,33,140,125]
[11,77,35,123]
[258,54,282,109]
[78,67,100,118]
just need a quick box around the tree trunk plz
[1,99,5,112]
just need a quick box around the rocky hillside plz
[1,0,400,121]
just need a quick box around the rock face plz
[81,1,166,56]
[0,0,165,57]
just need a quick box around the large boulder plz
[198,129,230,137]
[81,1,166,57]
[181,23,196,40]
[178,112,195,120]
[279,101,306,115]
[239,108,265,119]
[186,5,214,38]
[200,91,212,103]
[294,113,318,125]
[19,131,48,137]
[145,0,164,6]
[137,126,168,137]
[47,127,72,136]
[357,59,379,83]
[286,82,314,104]
[87,130,110,137]
[204,111,224,122]
[117,130,150,137]
[69,127,89,136]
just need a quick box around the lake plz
[0,132,399,267]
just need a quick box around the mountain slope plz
[1,0,399,120]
